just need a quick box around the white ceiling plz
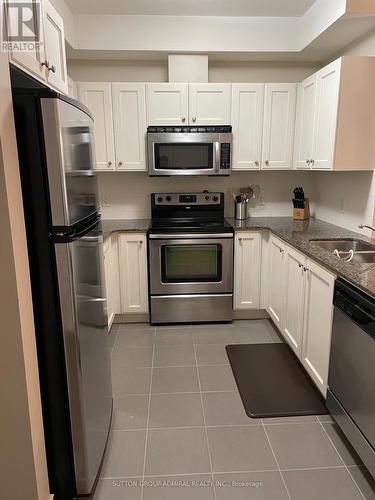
[65,0,317,17]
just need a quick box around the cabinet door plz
[119,233,148,314]
[5,0,47,83]
[262,84,297,170]
[312,59,341,170]
[103,237,114,328]
[189,84,231,125]
[146,83,188,125]
[234,231,262,310]
[302,259,335,395]
[112,83,147,171]
[283,246,306,357]
[231,84,264,170]
[43,0,68,94]
[103,235,120,329]
[294,75,317,170]
[268,235,286,329]
[78,82,115,171]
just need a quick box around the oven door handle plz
[148,233,234,239]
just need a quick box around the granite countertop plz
[227,217,375,299]
[102,219,150,240]
[102,216,375,299]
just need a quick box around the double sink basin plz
[310,239,375,264]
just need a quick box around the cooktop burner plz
[149,191,233,235]
[149,218,233,234]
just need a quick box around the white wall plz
[98,171,316,219]
[68,59,318,83]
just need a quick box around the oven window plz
[161,244,222,283]
[154,143,213,170]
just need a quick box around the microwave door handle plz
[214,142,220,172]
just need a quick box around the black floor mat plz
[226,343,328,418]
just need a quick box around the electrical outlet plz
[102,196,110,207]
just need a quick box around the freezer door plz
[54,219,112,494]
[41,98,100,227]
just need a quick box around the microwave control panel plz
[220,143,231,170]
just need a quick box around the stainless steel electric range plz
[148,192,234,324]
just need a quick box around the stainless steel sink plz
[350,252,375,264]
[310,239,375,264]
[310,239,375,252]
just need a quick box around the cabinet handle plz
[182,117,186,123]
[41,59,49,68]
[306,159,310,166]
[118,161,123,167]
[303,267,309,272]
[49,64,56,74]
[298,263,303,268]
[238,237,243,242]
[192,117,196,123]
[108,161,112,167]
[255,161,259,167]
[265,160,269,167]
[310,159,315,166]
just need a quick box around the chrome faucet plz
[359,224,375,232]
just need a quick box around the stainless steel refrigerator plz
[11,67,112,500]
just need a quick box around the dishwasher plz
[327,278,375,479]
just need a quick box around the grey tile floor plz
[94,320,375,500]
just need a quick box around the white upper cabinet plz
[294,74,317,170]
[146,83,188,125]
[112,83,147,171]
[5,0,47,82]
[234,231,262,310]
[189,84,231,125]
[5,0,67,93]
[78,82,116,171]
[302,259,335,395]
[283,246,306,357]
[43,0,68,94]
[262,84,297,170]
[312,59,341,170]
[268,235,286,329]
[231,84,264,170]
[293,56,375,171]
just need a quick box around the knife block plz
[293,198,310,221]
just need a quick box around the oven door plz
[149,235,233,295]
[148,132,219,176]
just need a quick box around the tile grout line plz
[140,327,156,500]
[261,420,293,500]
[318,420,366,500]
[193,340,218,500]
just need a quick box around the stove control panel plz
[153,192,223,206]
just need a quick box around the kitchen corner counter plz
[102,219,150,241]
[227,217,375,299]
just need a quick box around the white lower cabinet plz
[234,231,262,310]
[302,259,335,395]
[118,233,148,314]
[282,246,306,357]
[103,234,120,328]
[265,235,335,395]
[268,235,286,329]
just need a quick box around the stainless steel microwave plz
[147,126,232,176]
